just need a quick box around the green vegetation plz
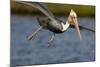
[11,2,95,17]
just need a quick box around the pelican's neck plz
[61,21,70,32]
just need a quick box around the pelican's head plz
[68,9,77,24]
[67,9,82,40]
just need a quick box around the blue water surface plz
[11,14,95,66]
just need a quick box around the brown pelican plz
[14,1,95,47]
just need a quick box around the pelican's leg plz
[26,27,42,40]
[47,33,56,47]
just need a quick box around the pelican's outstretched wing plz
[16,1,57,21]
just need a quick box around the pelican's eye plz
[73,16,75,19]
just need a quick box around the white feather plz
[61,22,70,32]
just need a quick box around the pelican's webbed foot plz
[47,33,56,47]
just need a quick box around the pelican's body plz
[37,17,64,33]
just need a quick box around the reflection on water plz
[11,14,95,66]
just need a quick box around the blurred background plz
[11,1,95,66]
[11,2,95,17]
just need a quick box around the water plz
[11,14,95,66]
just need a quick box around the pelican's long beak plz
[73,18,82,40]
